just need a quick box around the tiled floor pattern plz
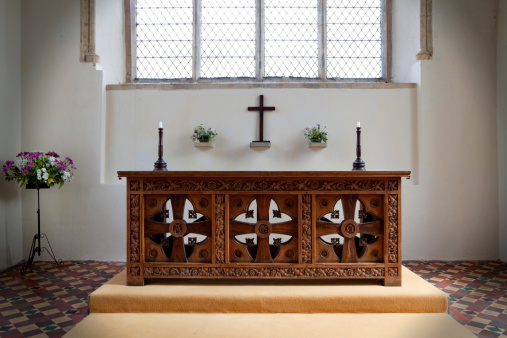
[405,261,507,337]
[0,260,506,337]
[0,261,124,337]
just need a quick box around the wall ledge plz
[106,82,416,91]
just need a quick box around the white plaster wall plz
[10,0,501,265]
[105,88,414,182]
[498,1,507,262]
[391,0,421,84]
[20,0,125,262]
[0,0,23,270]
[403,0,499,260]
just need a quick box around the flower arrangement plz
[191,124,218,142]
[2,151,76,189]
[304,124,328,143]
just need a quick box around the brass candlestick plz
[352,127,366,170]
[153,127,167,171]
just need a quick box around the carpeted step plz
[65,313,474,338]
[89,266,448,314]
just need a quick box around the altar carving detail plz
[118,171,410,286]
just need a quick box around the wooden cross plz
[248,95,275,142]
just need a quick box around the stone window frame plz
[80,0,100,64]
[123,0,393,84]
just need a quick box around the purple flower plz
[65,156,74,165]
[26,161,34,170]
[55,160,66,171]
[46,151,60,158]
[16,151,30,158]
[3,160,14,173]
[28,152,41,159]
[20,167,29,174]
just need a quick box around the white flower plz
[42,168,46,173]
[37,169,41,180]
[42,172,48,181]
[63,171,70,181]
[49,156,56,164]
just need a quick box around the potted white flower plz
[304,124,328,148]
[191,124,217,147]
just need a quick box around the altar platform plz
[66,267,475,337]
[88,267,446,314]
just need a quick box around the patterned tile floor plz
[405,261,507,337]
[0,261,124,337]
[0,260,506,337]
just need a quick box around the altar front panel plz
[118,171,410,286]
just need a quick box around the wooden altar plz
[117,171,410,286]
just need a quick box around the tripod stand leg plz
[20,234,40,274]
[41,233,63,266]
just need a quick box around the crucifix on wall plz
[248,95,275,148]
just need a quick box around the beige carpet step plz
[65,313,474,338]
[89,267,448,314]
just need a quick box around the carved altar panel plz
[315,194,384,264]
[228,194,299,264]
[119,171,409,286]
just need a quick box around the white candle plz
[159,122,163,128]
[357,122,360,128]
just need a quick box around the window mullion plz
[256,0,265,81]
[193,0,202,81]
[382,0,392,81]
[318,0,326,80]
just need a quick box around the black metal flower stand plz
[20,183,63,274]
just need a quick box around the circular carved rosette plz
[370,198,380,208]
[169,220,187,238]
[340,220,359,238]
[284,198,294,208]
[233,198,243,208]
[147,198,157,208]
[148,249,158,259]
[199,198,209,208]
[233,249,243,258]
[255,221,272,238]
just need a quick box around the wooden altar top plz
[118,171,411,179]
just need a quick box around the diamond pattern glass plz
[201,0,256,78]
[136,0,193,79]
[134,0,385,81]
[327,0,382,79]
[264,0,318,78]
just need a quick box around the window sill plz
[106,82,416,91]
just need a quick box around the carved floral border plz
[143,180,385,192]
[144,266,385,278]
[215,195,225,263]
[388,195,399,263]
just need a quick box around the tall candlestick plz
[352,125,366,171]
[153,126,167,171]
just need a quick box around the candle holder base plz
[153,159,167,171]
[352,158,366,171]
